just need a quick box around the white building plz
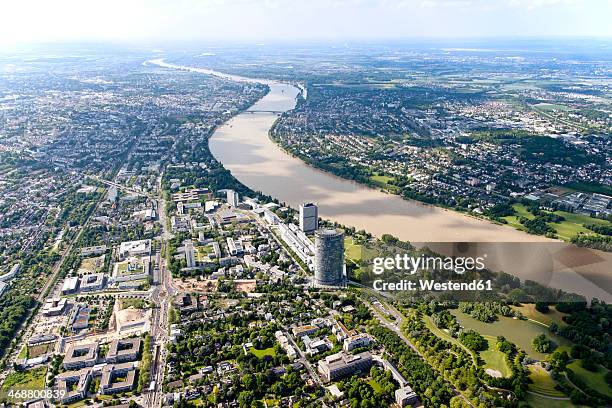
[118,239,151,260]
[227,190,239,207]
[0,263,20,282]
[185,240,196,268]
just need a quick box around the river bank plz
[148,58,611,302]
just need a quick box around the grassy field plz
[567,361,612,398]
[548,210,611,241]
[534,103,570,112]
[1,367,47,402]
[251,346,276,359]
[423,316,510,377]
[503,204,534,230]
[121,298,149,310]
[481,337,512,378]
[522,393,575,408]
[502,203,612,241]
[450,310,572,360]
[511,304,568,327]
[344,238,378,262]
[369,174,397,191]
[528,364,567,398]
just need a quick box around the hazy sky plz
[1,0,611,44]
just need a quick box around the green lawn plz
[251,346,276,359]
[522,393,574,408]
[567,360,612,398]
[121,298,149,310]
[450,310,572,361]
[367,378,382,393]
[511,304,568,327]
[548,210,611,241]
[370,174,394,187]
[528,364,567,398]
[533,103,570,112]
[502,203,612,241]
[344,238,378,262]
[481,337,512,378]
[503,204,534,230]
[1,367,47,401]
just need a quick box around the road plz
[143,174,177,408]
[365,296,476,408]
[286,332,323,386]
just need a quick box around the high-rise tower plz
[314,228,345,287]
[299,202,318,233]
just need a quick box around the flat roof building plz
[106,338,142,363]
[63,343,98,370]
[299,202,318,233]
[80,273,106,292]
[100,363,137,395]
[56,369,91,404]
[318,351,373,382]
[62,276,80,294]
[118,239,151,260]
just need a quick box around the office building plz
[227,189,239,207]
[317,351,372,382]
[106,338,142,363]
[314,228,345,287]
[396,386,419,407]
[299,202,318,233]
[185,240,196,268]
[63,343,98,370]
[56,369,91,404]
[100,363,137,395]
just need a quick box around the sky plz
[1,0,611,45]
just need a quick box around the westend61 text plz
[373,279,493,292]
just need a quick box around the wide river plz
[150,59,611,302]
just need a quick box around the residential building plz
[56,369,91,404]
[100,363,137,395]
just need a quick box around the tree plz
[532,334,556,353]
[459,330,487,352]
[548,350,569,371]
[535,302,549,313]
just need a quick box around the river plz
[149,59,611,302]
